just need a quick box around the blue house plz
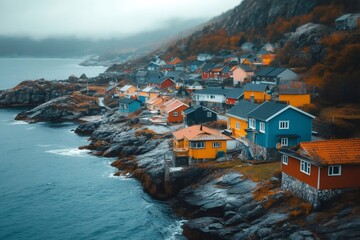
[119,98,142,116]
[246,101,315,148]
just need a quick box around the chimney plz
[200,125,203,131]
[189,102,192,108]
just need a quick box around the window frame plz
[280,137,288,147]
[328,165,342,176]
[300,160,311,175]
[235,121,240,130]
[207,112,212,118]
[259,122,265,133]
[212,142,221,148]
[190,141,205,149]
[249,118,256,129]
[282,155,288,165]
[279,121,289,129]
[173,112,178,117]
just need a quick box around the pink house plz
[232,64,254,86]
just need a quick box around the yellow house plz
[119,85,137,98]
[226,100,259,138]
[146,96,164,111]
[279,94,310,107]
[243,83,271,103]
[278,82,311,107]
[172,125,232,160]
[136,86,160,103]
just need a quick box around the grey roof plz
[243,83,269,92]
[222,66,231,74]
[238,64,253,72]
[248,101,288,121]
[226,88,244,99]
[256,67,288,77]
[193,87,231,96]
[183,105,217,115]
[227,100,259,119]
[161,64,175,69]
[336,14,353,21]
[201,63,216,72]
[106,84,118,91]
[119,98,139,105]
[136,70,148,77]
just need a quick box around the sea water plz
[0,58,184,240]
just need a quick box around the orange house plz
[281,139,360,207]
[164,100,188,123]
[279,82,310,107]
[119,85,137,98]
[226,100,259,138]
[261,53,276,65]
[167,57,182,65]
[173,125,232,160]
[243,83,271,103]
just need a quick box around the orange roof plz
[211,67,224,72]
[146,96,162,105]
[164,100,188,113]
[173,125,232,141]
[298,139,360,165]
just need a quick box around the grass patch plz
[234,162,281,182]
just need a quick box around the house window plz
[173,112,178,117]
[190,141,205,149]
[212,142,221,148]
[235,121,240,130]
[207,112,212,118]
[280,138,288,147]
[328,165,341,176]
[259,122,265,133]
[279,121,289,129]
[249,118,256,129]
[300,160,311,175]
[210,95,215,99]
[282,155,288,165]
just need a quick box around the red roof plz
[298,139,360,165]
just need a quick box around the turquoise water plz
[0,58,183,239]
[0,57,107,90]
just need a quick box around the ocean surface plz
[0,58,184,240]
[0,57,107,90]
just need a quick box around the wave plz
[46,148,90,157]
[164,219,187,240]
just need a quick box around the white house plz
[197,53,213,62]
[253,67,299,85]
[192,87,232,108]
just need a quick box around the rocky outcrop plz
[0,80,81,108]
[209,0,321,34]
[15,92,101,122]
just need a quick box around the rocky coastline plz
[74,110,360,240]
[2,81,359,239]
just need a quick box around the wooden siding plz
[279,94,311,107]
[229,116,247,138]
[244,91,271,103]
[319,165,360,189]
[189,140,227,159]
[167,105,188,123]
[160,78,175,89]
[282,156,318,189]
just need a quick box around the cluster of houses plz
[106,43,359,208]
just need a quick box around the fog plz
[0,0,240,40]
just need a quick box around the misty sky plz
[0,0,240,40]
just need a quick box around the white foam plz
[46,148,90,157]
[9,121,28,125]
[37,144,51,148]
[164,219,187,240]
[107,172,132,181]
